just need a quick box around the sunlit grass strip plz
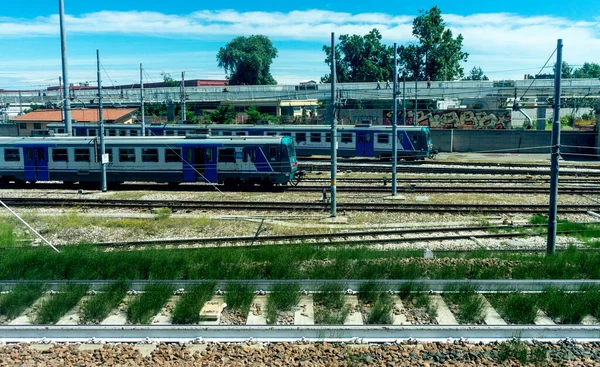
[443,283,485,324]
[0,223,16,248]
[398,281,437,320]
[313,282,348,325]
[224,283,255,315]
[126,283,173,324]
[34,284,88,324]
[171,283,216,325]
[79,281,129,324]
[0,283,45,319]
[486,292,538,324]
[265,283,300,325]
[538,287,590,324]
[358,281,392,325]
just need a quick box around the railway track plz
[291,185,600,194]
[3,197,600,214]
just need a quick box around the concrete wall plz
[0,124,18,137]
[431,130,597,157]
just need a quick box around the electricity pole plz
[140,63,145,136]
[330,32,338,218]
[96,50,107,192]
[392,43,398,196]
[181,72,186,122]
[547,39,563,255]
[58,0,72,136]
[414,79,418,125]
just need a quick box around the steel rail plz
[290,185,600,194]
[1,324,600,343]
[2,279,600,292]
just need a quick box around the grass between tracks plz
[442,283,485,324]
[313,282,349,325]
[0,283,45,319]
[171,283,216,324]
[79,281,129,324]
[34,284,89,324]
[265,283,301,324]
[126,283,173,324]
[2,245,600,281]
[224,283,255,316]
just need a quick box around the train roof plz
[46,123,428,131]
[0,135,291,146]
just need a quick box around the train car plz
[46,123,435,159]
[0,135,299,188]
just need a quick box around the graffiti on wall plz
[340,115,379,125]
[383,109,511,129]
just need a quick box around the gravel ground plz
[2,340,600,366]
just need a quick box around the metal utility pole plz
[403,75,406,125]
[96,50,107,192]
[59,0,72,136]
[140,63,145,136]
[392,43,398,196]
[414,79,418,126]
[547,39,563,255]
[330,32,338,218]
[181,71,186,122]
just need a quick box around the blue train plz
[0,135,299,187]
[46,123,436,160]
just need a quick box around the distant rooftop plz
[11,108,138,122]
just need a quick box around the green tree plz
[217,35,278,85]
[161,73,179,87]
[572,62,600,78]
[205,105,237,124]
[245,106,275,124]
[464,66,489,81]
[399,6,468,80]
[554,61,573,78]
[321,29,393,83]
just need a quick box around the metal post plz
[414,79,418,126]
[18,91,22,116]
[59,0,72,136]
[330,32,337,218]
[181,71,186,122]
[402,75,406,125]
[97,50,107,192]
[392,43,398,196]
[140,63,145,136]
[547,39,563,255]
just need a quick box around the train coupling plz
[429,150,439,159]
[291,171,306,186]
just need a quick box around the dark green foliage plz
[79,281,129,323]
[0,283,44,319]
[245,106,275,124]
[224,283,255,315]
[0,223,16,248]
[126,283,173,324]
[34,284,88,324]
[366,293,393,325]
[205,105,236,124]
[443,283,485,324]
[265,283,301,324]
[497,339,529,364]
[358,281,386,304]
[539,288,588,324]
[171,283,216,324]
[488,292,538,324]
[314,282,348,325]
[217,35,278,85]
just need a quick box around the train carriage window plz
[165,148,181,163]
[130,130,138,136]
[295,132,306,143]
[243,147,256,163]
[206,149,213,163]
[269,146,279,161]
[142,148,159,162]
[236,132,246,136]
[325,133,331,142]
[4,148,20,162]
[177,131,186,136]
[26,149,33,162]
[377,134,389,144]
[222,131,232,136]
[282,132,292,137]
[119,130,127,137]
[310,133,321,143]
[108,130,116,136]
[341,133,353,143]
[74,148,90,162]
[52,148,68,162]
[118,148,136,162]
[266,132,276,136]
[218,148,236,163]
[412,134,418,144]
[165,130,175,136]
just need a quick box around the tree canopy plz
[161,72,179,87]
[217,35,278,85]
[321,29,393,83]
[205,105,236,124]
[464,66,489,81]
[554,61,600,79]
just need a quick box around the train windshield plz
[287,141,296,160]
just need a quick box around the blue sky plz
[1,0,599,89]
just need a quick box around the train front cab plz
[181,145,218,183]
[18,143,51,182]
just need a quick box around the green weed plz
[265,283,300,324]
[171,283,216,324]
[358,281,386,304]
[126,283,173,324]
[497,338,529,364]
[366,293,393,325]
[314,282,348,325]
[153,208,172,220]
[487,292,537,324]
[0,283,45,319]
[34,284,88,324]
[224,283,255,315]
[443,283,485,324]
[539,288,588,324]
[398,282,437,320]
[79,281,129,324]
[0,223,16,248]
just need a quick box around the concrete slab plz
[343,295,363,325]
[187,344,208,356]
[9,294,49,325]
[134,344,157,358]
[534,310,556,325]
[383,195,406,200]
[151,295,178,325]
[246,296,267,325]
[199,296,226,326]
[294,295,314,325]
[431,295,458,325]
[415,196,429,202]
[582,315,599,325]
[481,296,507,325]
[56,295,91,325]
[100,295,130,325]
[392,296,409,325]
[320,216,348,224]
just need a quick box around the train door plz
[24,146,49,182]
[183,146,217,183]
[355,132,374,156]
